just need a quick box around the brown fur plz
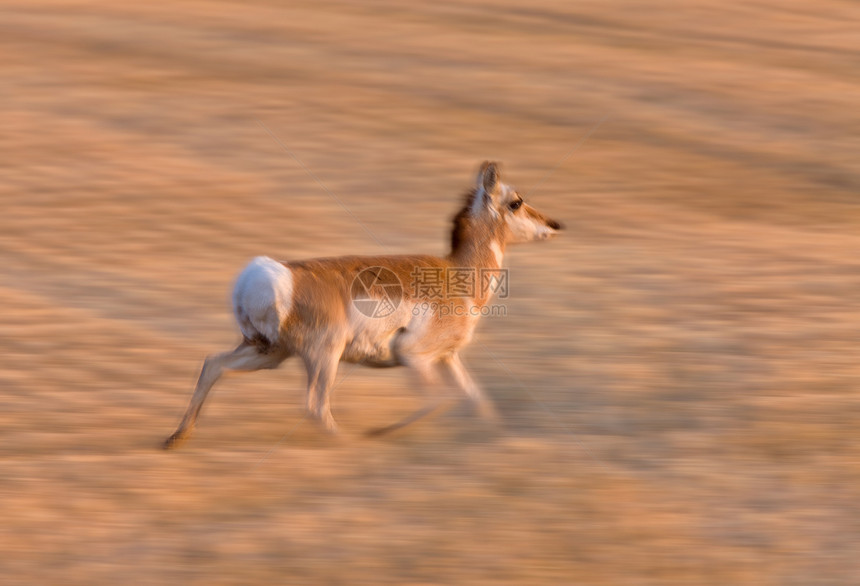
[450,189,478,256]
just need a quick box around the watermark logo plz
[351,266,403,318]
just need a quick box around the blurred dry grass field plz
[2,1,860,583]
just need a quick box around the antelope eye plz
[509,199,523,211]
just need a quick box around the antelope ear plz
[477,161,501,195]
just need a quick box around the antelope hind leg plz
[163,342,286,449]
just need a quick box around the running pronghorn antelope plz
[164,162,562,448]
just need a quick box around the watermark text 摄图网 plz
[410,266,509,299]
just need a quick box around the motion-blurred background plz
[2,1,859,583]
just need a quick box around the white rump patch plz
[232,256,294,344]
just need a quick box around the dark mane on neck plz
[450,189,478,256]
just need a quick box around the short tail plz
[232,256,294,347]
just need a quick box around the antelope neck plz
[448,230,505,271]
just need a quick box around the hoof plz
[307,412,339,435]
[365,424,399,438]
[365,404,441,438]
[162,432,187,450]
[477,403,500,423]
[318,422,339,436]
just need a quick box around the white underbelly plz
[341,303,415,366]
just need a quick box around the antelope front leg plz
[439,353,498,421]
[366,358,448,437]
[163,343,285,449]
